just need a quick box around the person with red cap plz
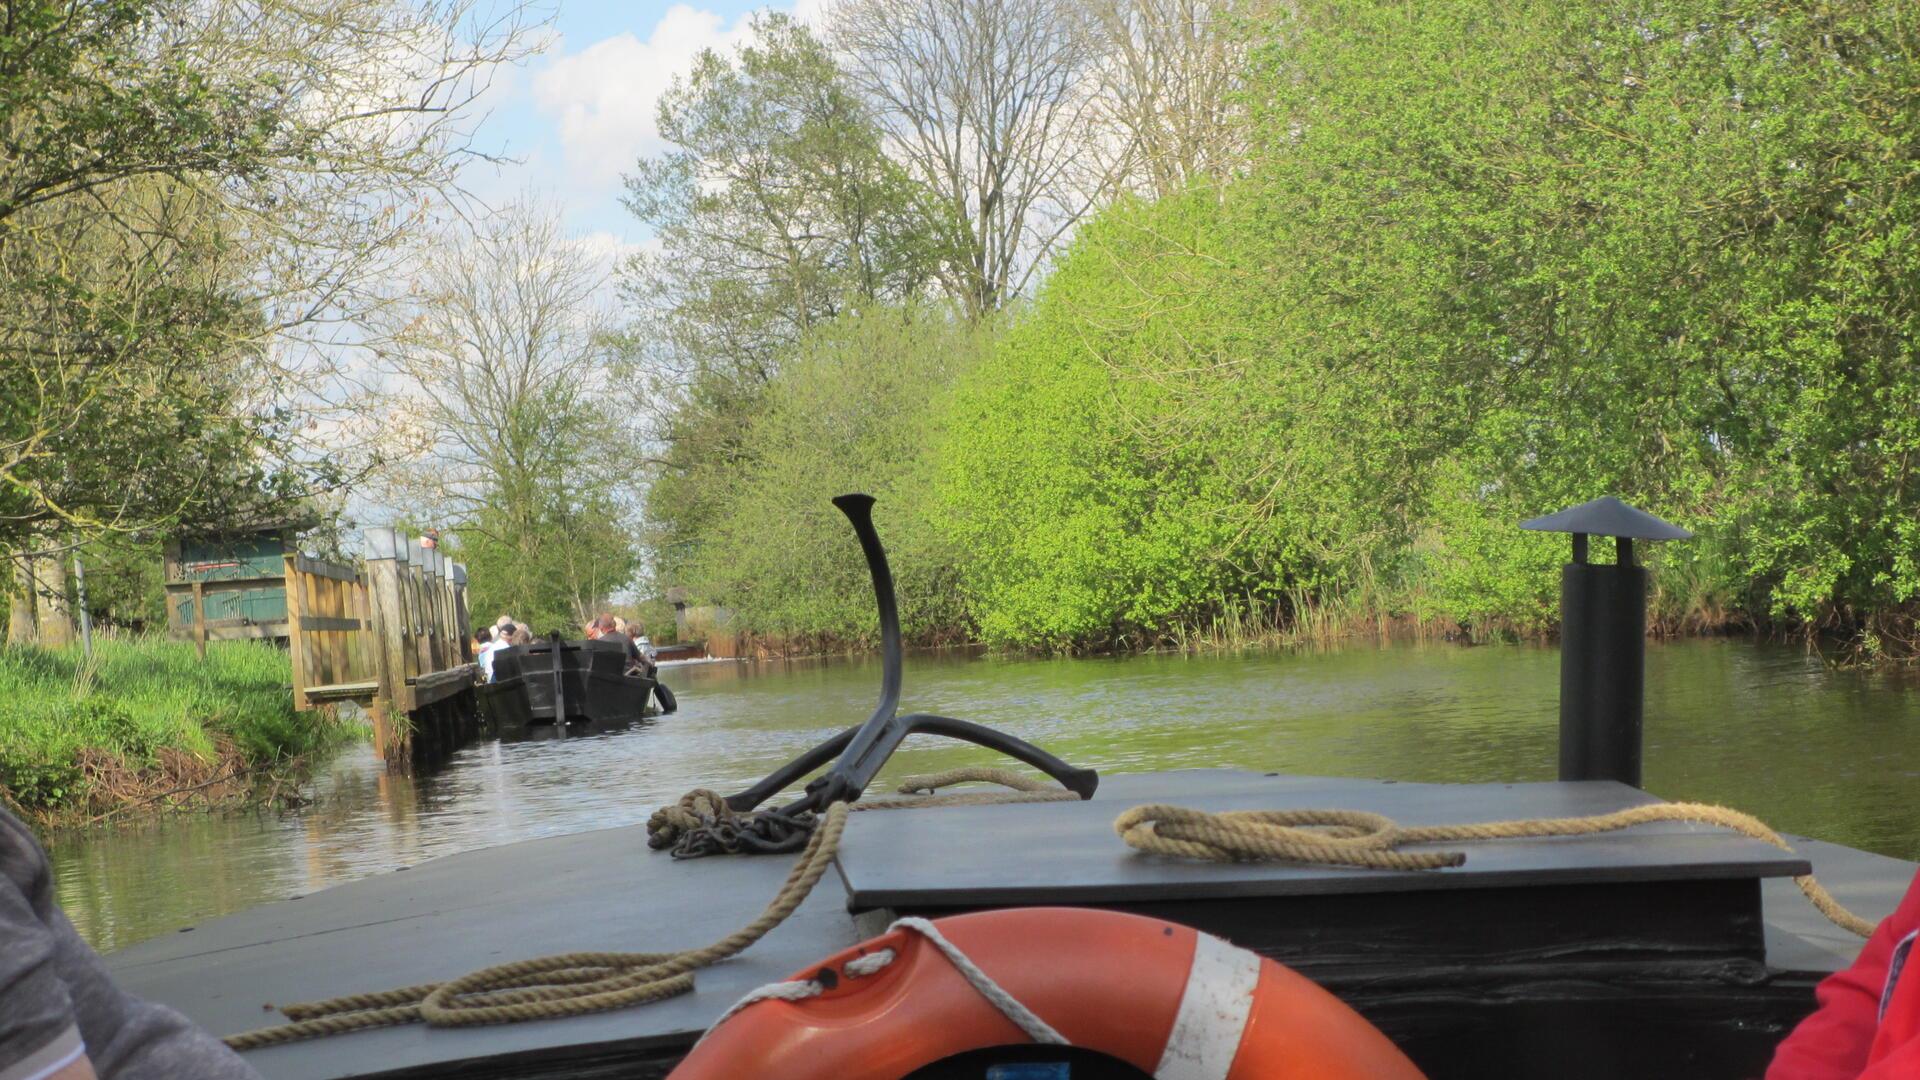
[1769,870,1920,1078]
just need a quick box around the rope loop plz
[1115,799,1876,938]
[1115,805,1465,869]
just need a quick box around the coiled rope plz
[1114,801,1876,937]
[225,773,1876,1051]
[224,768,1075,1050]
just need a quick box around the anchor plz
[663,494,1099,855]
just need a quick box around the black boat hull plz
[476,639,659,727]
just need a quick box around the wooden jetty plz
[106,769,1915,1080]
[171,526,478,769]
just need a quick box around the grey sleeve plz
[0,810,260,1080]
[0,816,81,1080]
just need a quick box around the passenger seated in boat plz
[630,621,658,667]
[586,614,652,678]
[508,625,533,647]
[0,806,258,1078]
[478,623,516,683]
[1770,867,1920,1079]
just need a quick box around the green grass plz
[0,633,357,814]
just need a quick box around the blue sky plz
[464,0,822,252]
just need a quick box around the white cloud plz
[531,6,755,194]
[574,229,654,274]
[790,0,836,27]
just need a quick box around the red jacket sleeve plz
[1858,1037,1920,1080]
[1768,870,1920,1080]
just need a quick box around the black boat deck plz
[107,771,1915,1080]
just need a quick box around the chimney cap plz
[1520,496,1692,541]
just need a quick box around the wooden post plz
[363,528,414,768]
[451,563,472,663]
[352,572,373,685]
[283,556,309,707]
[368,699,393,769]
[435,551,454,667]
[191,582,208,660]
[304,565,323,686]
[408,544,432,679]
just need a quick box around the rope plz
[701,916,1065,1049]
[224,801,850,1049]
[227,769,1879,1052]
[226,767,1060,1050]
[645,768,1080,857]
[888,916,1067,1044]
[1114,800,1877,938]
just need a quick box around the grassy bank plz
[0,635,361,825]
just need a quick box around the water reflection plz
[48,638,1920,951]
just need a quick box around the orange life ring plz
[669,907,1426,1080]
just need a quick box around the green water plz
[48,638,1920,952]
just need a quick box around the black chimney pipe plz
[1521,497,1691,788]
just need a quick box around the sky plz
[463,0,827,258]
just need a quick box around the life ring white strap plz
[1154,932,1263,1080]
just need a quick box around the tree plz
[624,14,940,382]
[1078,0,1255,198]
[0,0,545,602]
[680,305,985,646]
[942,0,1920,656]
[1235,0,1920,653]
[620,13,942,581]
[832,0,1112,315]
[378,199,639,632]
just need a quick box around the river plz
[48,637,1920,952]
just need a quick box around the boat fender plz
[653,681,677,714]
[667,906,1425,1080]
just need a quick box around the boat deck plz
[107,770,1914,1080]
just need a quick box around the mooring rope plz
[225,774,1876,1051]
[1114,801,1877,937]
[225,768,1073,1050]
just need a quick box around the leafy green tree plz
[621,13,945,582]
[938,0,1920,656]
[938,187,1437,648]
[378,199,641,635]
[679,305,985,646]
[1238,0,1920,654]
[0,0,545,617]
[0,179,307,551]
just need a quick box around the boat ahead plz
[476,636,661,727]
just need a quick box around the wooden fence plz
[177,528,476,768]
